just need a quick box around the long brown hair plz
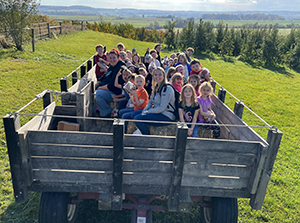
[180,84,197,109]
[152,67,167,93]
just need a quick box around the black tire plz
[38,192,79,223]
[200,197,238,223]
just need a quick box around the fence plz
[31,21,88,52]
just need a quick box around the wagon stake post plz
[249,128,283,210]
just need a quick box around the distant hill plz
[39,5,300,20]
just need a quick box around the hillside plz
[0,30,299,222]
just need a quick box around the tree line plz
[202,13,285,21]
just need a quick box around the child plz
[166,67,176,82]
[178,84,200,136]
[188,75,201,97]
[113,69,132,111]
[94,44,109,81]
[170,73,183,93]
[119,75,149,132]
[126,50,132,61]
[190,59,202,76]
[192,82,220,138]
[132,53,141,66]
[185,47,194,62]
[120,51,127,61]
[117,42,125,52]
[168,58,174,67]
[199,68,211,83]
[149,49,161,68]
[175,53,191,83]
[170,53,176,59]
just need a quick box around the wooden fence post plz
[218,87,226,103]
[80,64,86,78]
[72,71,79,85]
[234,101,244,119]
[211,80,216,94]
[112,120,124,210]
[59,22,62,34]
[43,91,53,109]
[81,21,84,31]
[3,114,28,203]
[250,128,283,210]
[47,23,50,37]
[87,59,93,71]
[31,29,35,52]
[38,23,41,38]
[168,124,188,212]
[60,78,68,92]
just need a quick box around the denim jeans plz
[119,108,134,118]
[95,89,115,117]
[118,91,130,110]
[192,120,220,138]
[121,110,143,132]
[134,113,173,135]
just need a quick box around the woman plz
[134,67,176,135]
[95,49,125,117]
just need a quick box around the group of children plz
[95,43,219,138]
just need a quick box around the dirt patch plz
[11,58,27,63]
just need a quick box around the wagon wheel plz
[200,197,238,223]
[38,192,79,223]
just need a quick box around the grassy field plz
[0,30,300,222]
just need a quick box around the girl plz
[170,73,183,93]
[192,82,220,138]
[134,67,176,135]
[175,53,191,83]
[166,67,176,82]
[132,53,141,66]
[178,84,200,136]
[188,75,201,97]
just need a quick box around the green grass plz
[0,30,300,222]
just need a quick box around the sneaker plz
[133,129,142,135]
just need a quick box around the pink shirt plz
[172,83,182,93]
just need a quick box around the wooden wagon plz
[3,62,282,223]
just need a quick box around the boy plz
[190,59,202,76]
[94,44,109,81]
[126,50,132,60]
[149,49,161,68]
[185,47,194,62]
[120,51,127,62]
[119,75,149,132]
[117,42,125,52]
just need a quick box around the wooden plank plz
[183,162,251,178]
[181,175,249,188]
[186,137,260,154]
[124,135,175,149]
[124,147,174,161]
[32,169,112,184]
[76,92,85,131]
[123,160,172,173]
[185,151,256,166]
[30,144,113,158]
[168,124,188,212]
[47,105,77,130]
[123,185,169,195]
[181,187,251,198]
[3,114,28,203]
[211,95,267,145]
[28,182,111,193]
[27,130,113,146]
[250,128,283,210]
[19,132,33,186]
[31,157,113,171]
[112,121,124,210]
[18,102,56,133]
[123,173,171,186]
[247,143,268,194]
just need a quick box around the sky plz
[40,0,299,11]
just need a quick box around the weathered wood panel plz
[27,130,113,146]
[19,132,33,186]
[186,137,260,154]
[31,157,113,171]
[32,169,112,184]
[30,144,113,158]
[123,160,172,173]
[181,175,248,188]
[124,147,174,161]
[123,173,171,186]
[211,95,267,145]
[181,187,251,198]
[17,102,56,133]
[124,135,175,149]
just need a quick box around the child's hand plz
[146,47,149,51]
[111,94,116,98]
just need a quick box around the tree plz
[178,18,195,51]
[0,0,39,51]
[164,19,177,49]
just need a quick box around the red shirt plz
[95,54,108,78]
[190,69,201,76]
